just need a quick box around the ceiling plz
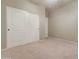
[27,0,74,9]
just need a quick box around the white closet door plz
[7,6,39,48]
[25,14,39,42]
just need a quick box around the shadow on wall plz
[48,0,78,42]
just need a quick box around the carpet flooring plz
[2,37,78,59]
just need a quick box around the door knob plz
[8,28,10,31]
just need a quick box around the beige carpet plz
[2,37,78,59]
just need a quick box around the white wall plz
[7,0,41,14]
[48,0,77,41]
[1,0,6,49]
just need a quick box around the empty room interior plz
[1,0,78,59]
